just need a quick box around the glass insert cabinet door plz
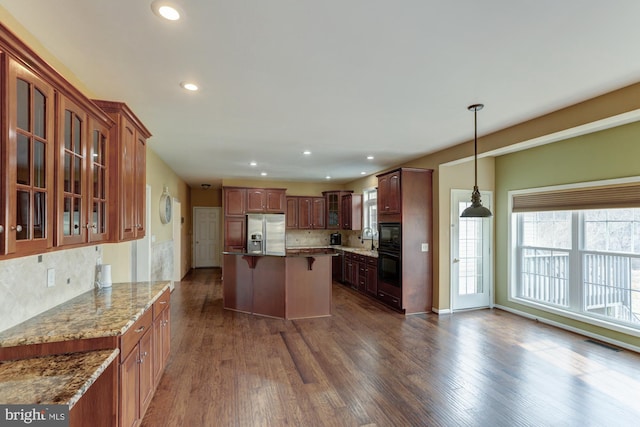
[7,60,55,254]
[90,121,109,241]
[58,96,87,245]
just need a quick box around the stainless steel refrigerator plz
[246,213,286,255]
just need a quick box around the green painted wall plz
[495,120,640,347]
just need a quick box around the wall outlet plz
[47,268,55,287]
[96,257,102,265]
[421,243,429,252]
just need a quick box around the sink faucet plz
[362,227,376,250]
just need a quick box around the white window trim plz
[507,176,640,338]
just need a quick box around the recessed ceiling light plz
[260,172,268,176]
[249,161,257,166]
[303,150,311,155]
[367,155,374,160]
[180,81,198,91]
[151,1,182,21]
[360,171,367,175]
[325,176,331,180]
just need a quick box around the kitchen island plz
[223,249,336,319]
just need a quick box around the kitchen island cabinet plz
[223,250,334,319]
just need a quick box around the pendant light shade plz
[461,103,492,218]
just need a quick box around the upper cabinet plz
[341,193,362,231]
[377,170,401,219]
[5,59,55,255]
[93,100,151,242]
[224,187,246,216]
[0,22,152,258]
[87,117,111,243]
[323,190,361,230]
[222,187,287,251]
[246,188,286,213]
[323,191,344,229]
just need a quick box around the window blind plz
[512,182,640,212]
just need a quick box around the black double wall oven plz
[378,223,401,288]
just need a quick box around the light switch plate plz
[47,268,55,287]
[421,243,429,252]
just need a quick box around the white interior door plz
[193,207,220,268]
[172,198,181,283]
[451,189,493,310]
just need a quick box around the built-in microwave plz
[378,223,401,252]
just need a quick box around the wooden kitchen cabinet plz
[223,187,285,249]
[224,187,246,216]
[323,191,344,229]
[1,40,114,257]
[4,58,56,255]
[341,193,362,231]
[87,117,111,242]
[365,256,378,296]
[377,169,401,218]
[57,95,111,246]
[286,197,298,229]
[119,308,153,427]
[152,289,171,386]
[298,197,325,229]
[246,188,286,213]
[376,167,433,314]
[323,190,361,230]
[93,100,150,242]
[224,216,245,251]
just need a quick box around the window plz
[512,199,640,331]
[363,188,377,239]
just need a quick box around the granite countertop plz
[223,249,337,257]
[0,281,170,348]
[323,245,379,258]
[0,348,119,407]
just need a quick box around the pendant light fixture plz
[460,103,492,218]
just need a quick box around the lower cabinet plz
[341,252,378,298]
[153,306,171,386]
[120,289,171,427]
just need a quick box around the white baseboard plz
[431,307,452,315]
[494,304,640,354]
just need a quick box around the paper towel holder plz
[96,264,112,289]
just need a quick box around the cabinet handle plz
[135,326,145,333]
[159,301,167,304]
[10,225,22,232]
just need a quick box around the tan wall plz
[192,188,222,207]
[222,178,346,197]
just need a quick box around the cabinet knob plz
[10,225,22,232]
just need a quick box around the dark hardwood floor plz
[142,268,640,426]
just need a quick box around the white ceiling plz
[4,1,640,187]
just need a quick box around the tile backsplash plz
[285,229,378,250]
[0,246,102,332]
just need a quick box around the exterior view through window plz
[513,208,640,328]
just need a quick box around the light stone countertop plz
[0,348,119,407]
[0,281,170,348]
[289,245,379,258]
